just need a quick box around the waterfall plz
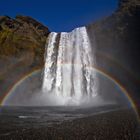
[42,27,98,105]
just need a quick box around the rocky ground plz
[0,1,140,139]
[0,108,139,140]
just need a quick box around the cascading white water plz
[42,27,98,105]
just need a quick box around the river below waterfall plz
[0,105,139,140]
[0,105,121,127]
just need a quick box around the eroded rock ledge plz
[0,15,50,98]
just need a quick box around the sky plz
[0,0,118,32]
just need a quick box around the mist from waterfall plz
[42,27,98,105]
[2,27,131,107]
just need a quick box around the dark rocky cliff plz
[87,0,140,106]
[0,15,49,64]
[0,0,139,106]
[0,15,50,99]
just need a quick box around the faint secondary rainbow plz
[0,65,139,120]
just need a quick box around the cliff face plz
[87,0,140,103]
[0,15,49,63]
[0,0,139,105]
[0,15,50,97]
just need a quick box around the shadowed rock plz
[87,0,140,111]
[0,15,50,99]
